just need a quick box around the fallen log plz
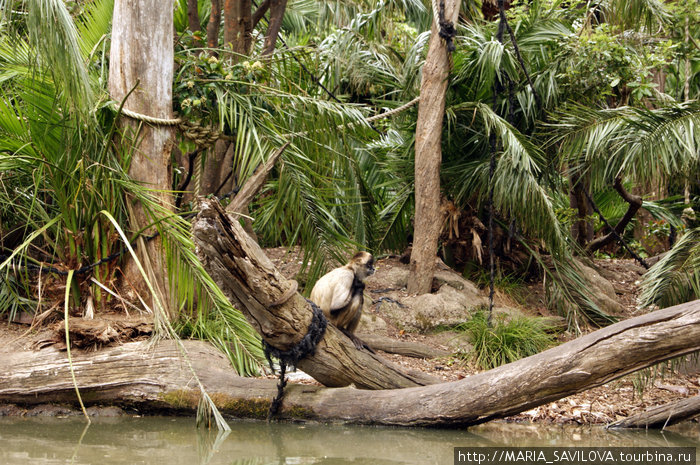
[193,198,437,388]
[608,395,700,429]
[358,333,450,359]
[1,300,699,426]
[0,340,282,413]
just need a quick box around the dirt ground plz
[1,249,699,426]
[265,249,700,426]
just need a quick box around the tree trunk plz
[407,0,460,295]
[207,0,222,52]
[200,141,232,196]
[108,0,174,317]
[262,0,287,56]
[608,395,700,429]
[194,199,437,388]
[569,172,593,246]
[357,334,450,359]
[2,300,699,426]
[187,0,201,38]
[224,0,252,60]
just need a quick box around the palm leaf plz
[639,227,700,308]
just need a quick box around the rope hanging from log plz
[262,299,328,421]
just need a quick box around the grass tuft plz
[456,308,556,370]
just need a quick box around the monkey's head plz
[350,251,375,281]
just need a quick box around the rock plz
[86,406,126,417]
[381,285,488,331]
[377,266,410,289]
[25,404,77,417]
[357,304,388,334]
[576,260,625,315]
[0,404,24,416]
[433,270,480,295]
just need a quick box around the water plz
[0,416,697,465]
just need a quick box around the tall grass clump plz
[457,308,555,370]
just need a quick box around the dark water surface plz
[0,416,697,465]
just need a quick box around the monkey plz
[310,251,375,351]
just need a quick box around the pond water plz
[0,416,698,465]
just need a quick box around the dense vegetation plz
[0,0,698,371]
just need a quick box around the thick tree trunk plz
[224,0,252,60]
[207,0,222,51]
[194,199,436,388]
[357,334,450,359]
[187,0,201,38]
[608,395,700,429]
[407,0,460,295]
[2,300,699,426]
[200,141,233,196]
[108,0,174,317]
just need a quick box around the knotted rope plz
[431,0,457,52]
[111,104,223,148]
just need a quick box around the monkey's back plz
[310,267,361,330]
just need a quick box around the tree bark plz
[2,300,699,426]
[207,0,222,52]
[262,0,287,56]
[187,0,201,37]
[224,0,252,60]
[194,199,437,388]
[608,395,700,429]
[586,177,643,254]
[569,172,593,246]
[251,0,270,30]
[407,0,460,295]
[108,0,174,317]
[200,141,233,196]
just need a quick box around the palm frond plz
[621,103,700,183]
[75,0,114,62]
[549,102,700,189]
[26,0,94,114]
[638,227,700,308]
[447,102,567,254]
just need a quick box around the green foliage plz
[639,226,700,309]
[0,0,262,378]
[173,47,269,125]
[1,0,696,350]
[557,23,674,105]
[467,267,528,305]
[455,309,556,370]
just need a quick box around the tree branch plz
[585,177,649,268]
